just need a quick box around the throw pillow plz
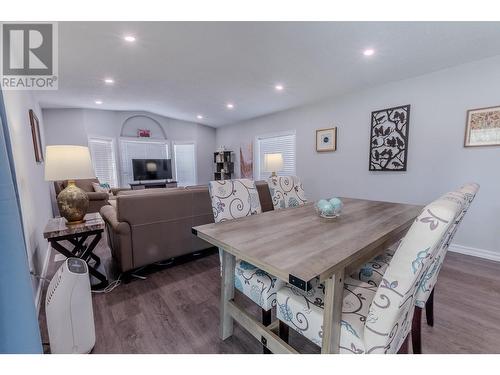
[92,182,111,193]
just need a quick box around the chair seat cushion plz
[350,245,397,287]
[235,260,284,311]
[276,277,377,352]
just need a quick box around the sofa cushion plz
[75,178,99,193]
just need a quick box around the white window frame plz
[118,137,171,186]
[87,136,119,187]
[255,130,297,180]
[173,141,197,186]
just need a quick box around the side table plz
[43,212,108,289]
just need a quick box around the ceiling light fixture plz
[104,78,114,84]
[274,84,284,91]
[124,35,136,42]
[95,100,103,105]
[226,103,234,109]
[363,48,375,56]
[197,115,204,120]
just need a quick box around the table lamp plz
[263,153,283,177]
[45,145,96,225]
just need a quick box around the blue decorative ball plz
[322,202,334,215]
[329,197,343,214]
[316,199,329,211]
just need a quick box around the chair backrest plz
[208,179,262,223]
[267,175,306,209]
[363,197,462,353]
[414,183,480,307]
[459,182,480,206]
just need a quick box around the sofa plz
[100,181,273,273]
[54,179,132,214]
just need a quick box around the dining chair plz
[267,175,307,209]
[275,197,461,353]
[208,179,284,353]
[411,183,479,353]
[350,183,479,353]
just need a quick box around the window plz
[88,137,118,187]
[119,138,169,186]
[256,132,296,180]
[174,142,197,186]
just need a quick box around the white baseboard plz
[35,244,52,314]
[448,243,500,262]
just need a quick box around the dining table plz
[192,197,423,354]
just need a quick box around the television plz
[132,159,172,181]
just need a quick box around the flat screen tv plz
[132,159,172,181]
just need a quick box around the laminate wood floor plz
[38,239,500,354]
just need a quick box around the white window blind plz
[119,139,169,186]
[174,143,196,186]
[257,132,296,180]
[88,138,118,187]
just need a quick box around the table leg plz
[220,249,235,340]
[68,236,87,256]
[50,232,108,289]
[321,269,345,354]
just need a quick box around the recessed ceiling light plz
[95,100,103,105]
[363,48,375,56]
[226,103,234,109]
[124,35,136,42]
[197,115,204,120]
[104,78,114,84]
[274,84,284,91]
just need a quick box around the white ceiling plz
[37,22,500,127]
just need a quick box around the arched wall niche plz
[120,114,167,139]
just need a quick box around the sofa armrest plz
[86,191,109,201]
[100,205,130,235]
[111,187,131,196]
[100,205,133,273]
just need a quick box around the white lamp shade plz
[263,153,284,173]
[45,145,95,181]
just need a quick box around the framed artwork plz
[239,142,253,178]
[316,127,337,152]
[464,105,500,147]
[369,104,410,171]
[29,109,44,163]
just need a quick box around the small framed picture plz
[464,105,500,147]
[316,127,337,152]
[29,109,44,163]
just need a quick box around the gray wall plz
[2,90,53,304]
[216,55,500,255]
[42,108,216,186]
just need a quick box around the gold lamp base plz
[57,180,89,225]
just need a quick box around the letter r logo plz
[2,23,53,75]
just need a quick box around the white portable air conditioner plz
[45,258,96,354]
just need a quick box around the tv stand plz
[130,180,178,190]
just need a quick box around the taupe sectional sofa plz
[100,181,273,273]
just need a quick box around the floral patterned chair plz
[267,175,307,209]
[349,183,479,353]
[208,179,285,353]
[412,183,479,352]
[276,196,461,353]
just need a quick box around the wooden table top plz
[43,212,105,239]
[193,198,423,285]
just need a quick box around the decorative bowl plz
[315,197,343,219]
